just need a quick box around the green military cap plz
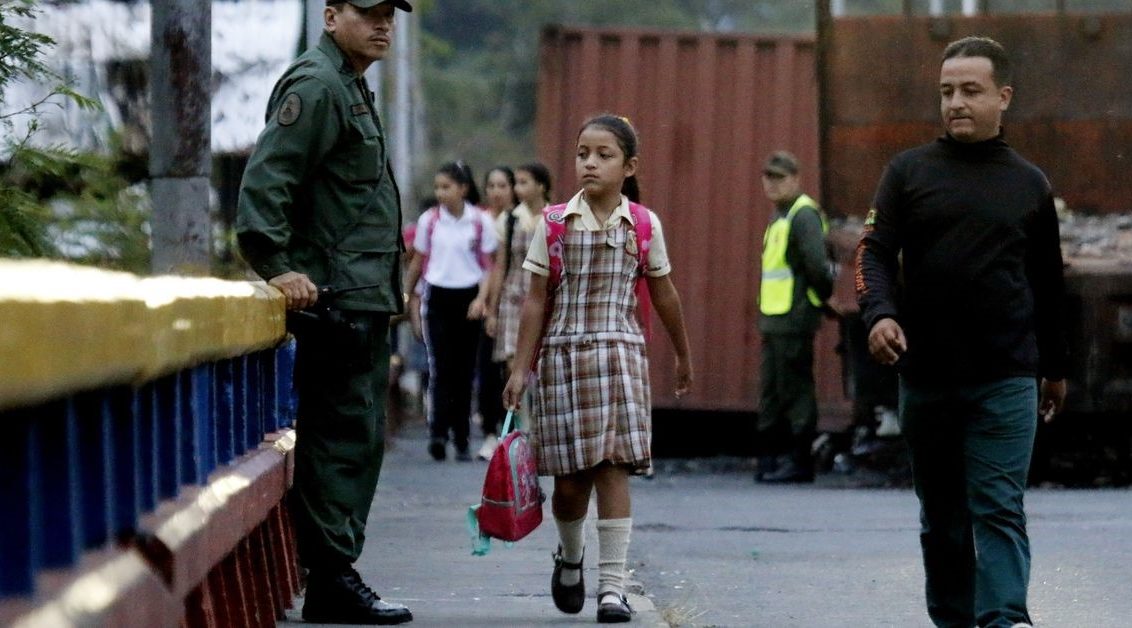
[326,0,413,11]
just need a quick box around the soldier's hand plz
[868,318,907,366]
[269,271,319,310]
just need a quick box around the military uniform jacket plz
[237,32,404,313]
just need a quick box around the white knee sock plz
[596,517,632,605]
[555,515,586,586]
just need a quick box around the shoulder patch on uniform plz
[278,93,302,126]
[864,208,878,226]
[351,103,369,116]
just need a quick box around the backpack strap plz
[420,207,441,278]
[529,204,569,374]
[472,206,491,270]
[424,206,492,272]
[628,202,653,339]
[503,210,518,273]
[543,204,569,290]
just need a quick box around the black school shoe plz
[551,547,586,614]
[596,592,633,623]
[302,566,413,625]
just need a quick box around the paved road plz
[284,420,1131,627]
[632,460,1132,627]
[283,421,666,627]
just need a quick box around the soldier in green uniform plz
[236,1,413,624]
[756,151,835,484]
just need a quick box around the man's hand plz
[269,271,318,310]
[868,318,907,366]
[1039,378,1066,423]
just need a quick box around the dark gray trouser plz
[757,332,818,458]
[291,311,391,570]
[900,377,1037,628]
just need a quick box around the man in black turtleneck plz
[856,37,1068,628]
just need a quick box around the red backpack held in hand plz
[476,411,544,543]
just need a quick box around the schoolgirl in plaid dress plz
[503,115,692,623]
[488,163,552,365]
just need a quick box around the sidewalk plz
[283,419,668,627]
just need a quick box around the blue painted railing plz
[0,260,297,624]
[0,345,296,597]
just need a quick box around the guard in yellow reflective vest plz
[756,151,833,484]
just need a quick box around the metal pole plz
[392,8,412,212]
[306,0,322,50]
[150,0,212,275]
[816,0,834,212]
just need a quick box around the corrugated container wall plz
[820,13,1132,217]
[536,26,843,415]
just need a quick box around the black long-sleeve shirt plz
[855,133,1069,384]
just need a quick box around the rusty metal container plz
[818,11,1132,217]
[536,26,847,420]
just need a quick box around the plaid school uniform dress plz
[531,219,652,477]
[494,212,536,362]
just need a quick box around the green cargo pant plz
[290,312,391,570]
[757,332,818,456]
[900,377,1037,628]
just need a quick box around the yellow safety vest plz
[760,194,828,316]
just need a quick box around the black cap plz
[763,151,799,177]
[327,0,413,11]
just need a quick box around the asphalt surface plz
[284,419,1132,627]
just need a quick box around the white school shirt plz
[522,191,672,278]
[414,202,498,289]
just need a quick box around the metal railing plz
[0,259,299,626]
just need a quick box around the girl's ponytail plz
[622,175,640,204]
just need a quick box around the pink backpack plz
[475,412,544,543]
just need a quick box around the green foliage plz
[0,0,143,269]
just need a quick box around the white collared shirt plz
[522,191,671,278]
[414,202,498,289]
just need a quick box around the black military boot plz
[302,565,413,625]
[760,453,814,484]
[755,456,779,482]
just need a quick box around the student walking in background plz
[405,161,498,462]
[474,166,518,460]
[486,161,552,391]
[503,115,692,623]
[856,36,1068,628]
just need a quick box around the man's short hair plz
[941,36,1012,87]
